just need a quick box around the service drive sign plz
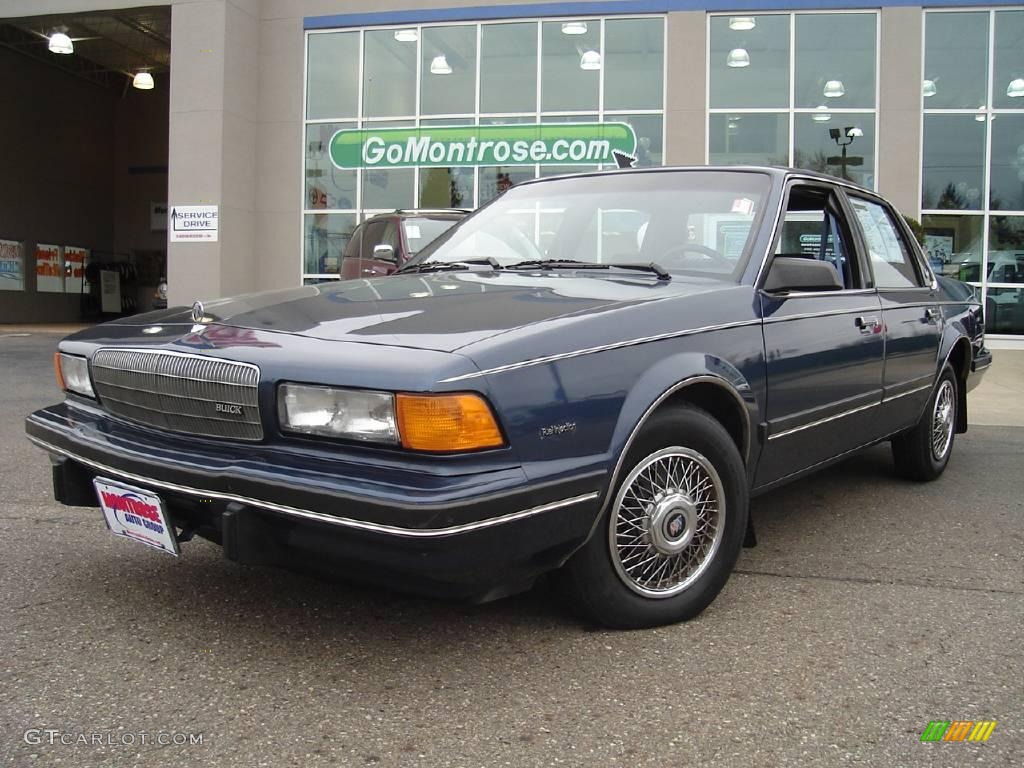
[169,204,218,242]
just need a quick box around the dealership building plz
[0,0,1022,344]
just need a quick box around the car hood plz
[110,271,736,353]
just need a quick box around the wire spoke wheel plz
[609,446,726,598]
[930,379,955,461]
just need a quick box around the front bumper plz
[967,345,992,392]
[26,402,605,600]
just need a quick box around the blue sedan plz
[26,167,991,628]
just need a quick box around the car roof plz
[362,209,469,223]
[514,165,876,197]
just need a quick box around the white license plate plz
[94,478,180,556]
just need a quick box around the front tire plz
[891,364,958,481]
[560,407,748,629]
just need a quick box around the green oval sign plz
[329,122,638,170]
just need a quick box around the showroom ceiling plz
[0,5,170,90]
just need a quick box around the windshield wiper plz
[505,259,672,281]
[397,257,501,274]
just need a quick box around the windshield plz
[402,217,461,255]
[414,171,772,279]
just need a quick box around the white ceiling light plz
[48,31,73,55]
[429,55,452,75]
[812,105,832,122]
[726,48,750,68]
[1007,78,1024,98]
[132,71,154,90]
[579,49,601,71]
[393,29,418,43]
[974,106,987,122]
[728,17,756,32]
[823,79,845,98]
[561,21,588,35]
[922,79,937,98]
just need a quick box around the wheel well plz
[658,381,748,463]
[945,338,972,433]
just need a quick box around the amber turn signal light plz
[395,393,505,452]
[53,351,66,391]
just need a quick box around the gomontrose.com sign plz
[329,122,638,170]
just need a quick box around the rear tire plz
[560,406,748,629]
[891,365,958,481]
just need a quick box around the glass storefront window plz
[480,23,537,114]
[922,214,985,282]
[304,213,357,275]
[604,18,664,111]
[922,115,986,211]
[986,287,1024,334]
[924,12,989,110]
[305,17,666,282]
[304,123,357,210]
[709,113,788,167]
[989,216,1024,284]
[306,32,359,120]
[924,10,1024,334]
[793,113,874,189]
[989,114,1024,211]
[420,26,477,116]
[709,14,789,109]
[540,19,599,112]
[363,30,416,118]
[992,11,1024,110]
[794,14,876,109]
[616,114,664,167]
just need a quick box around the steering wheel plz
[660,243,733,271]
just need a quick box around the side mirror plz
[372,243,397,263]
[764,256,843,293]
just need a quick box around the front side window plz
[848,197,924,290]
[416,171,771,280]
[774,187,858,289]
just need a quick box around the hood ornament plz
[191,301,205,323]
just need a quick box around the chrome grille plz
[91,349,263,441]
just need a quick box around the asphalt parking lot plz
[1,331,1021,767]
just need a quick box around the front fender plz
[606,352,759,490]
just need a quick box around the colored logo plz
[329,122,637,170]
[920,720,997,742]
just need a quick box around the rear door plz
[756,182,884,486]
[845,194,942,429]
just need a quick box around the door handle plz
[855,316,880,333]
[924,308,940,324]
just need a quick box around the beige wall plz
[877,6,924,219]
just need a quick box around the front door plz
[756,183,885,487]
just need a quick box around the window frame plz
[705,10,881,190]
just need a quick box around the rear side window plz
[848,197,924,289]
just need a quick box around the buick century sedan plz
[26,167,991,628]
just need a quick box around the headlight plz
[278,384,398,443]
[277,384,506,452]
[54,353,95,398]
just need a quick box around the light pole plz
[827,126,863,180]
